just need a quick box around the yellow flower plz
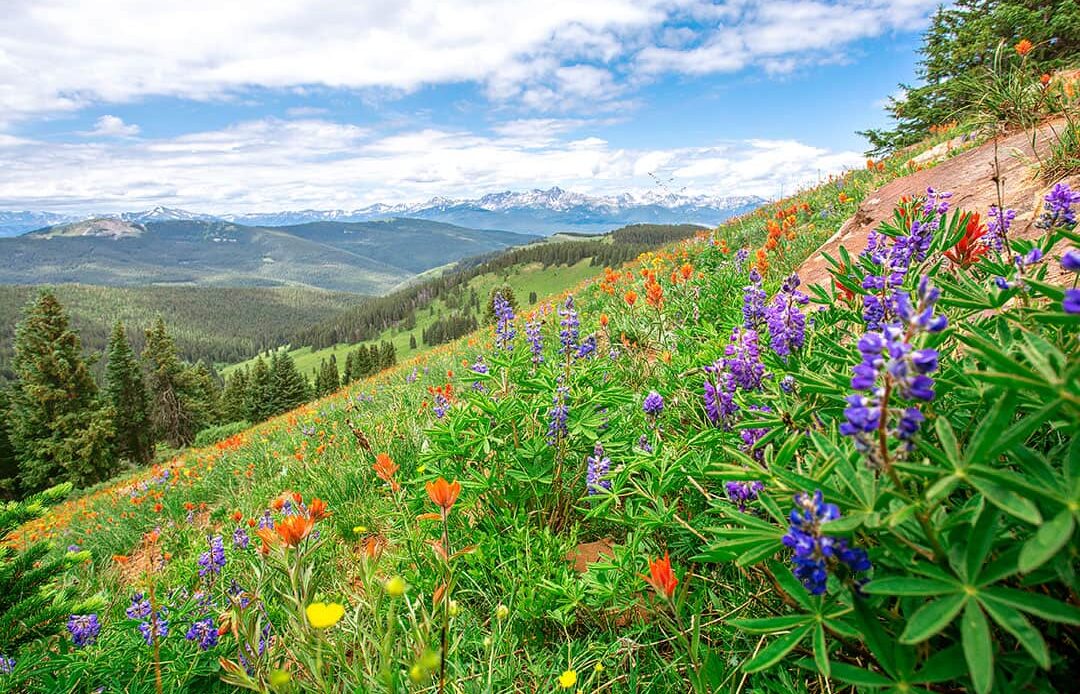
[385,576,407,598]
[352,525,367,534]
[268,669,292,687]
[305,602,345,629]
[594,662,604,672]
[495,603,509,620]
[558,669,577,689]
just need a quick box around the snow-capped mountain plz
[222,187,765,234]
[0,188,765,236]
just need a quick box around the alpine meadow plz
[1,2,1079,693]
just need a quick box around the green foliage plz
[9,291,115,492]
[105,322,153,466]
[142,318,204,448]
[244,356,275,423]
[192,420,251,448]
[270,352,310,415]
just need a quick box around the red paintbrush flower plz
[643,552,679,599]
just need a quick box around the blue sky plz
[0,1,936,213]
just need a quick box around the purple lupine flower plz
[782,491,871,595]
[742,269,767,329]
[139,616,169,646]
[547,380,570,445]
[739,405,771,461]
[1064,289,1080,314]
[585,441,611,495]
[406,368,418,383]
[642,391,664,417]
[197,535,226,577]
[765,274,809,359]
[1062,248,1080,272]
[526,319,544,365]
[0,656,13,674]
[734,247,749,271]
[558,295,580,355]
[258,509,274,530]
[67,614,100,647]
[67,544,81,552]
[1015,247,1044,269]
[126,593,152,620]
[233,526,249,550]
[1035,183,1080,229]
[228,580,251,609]
[300,425,316,437]
[779,375,796,393]
[637,434,653,453]
[725,481,764,511]
[725,327,766,391]
[575,335,597,359]
[923,187,952,216]
[493,292,517,350]
[986,205,1016,252]
[186,618,218,651]
[470,355,488,391]
[703,367,737,427]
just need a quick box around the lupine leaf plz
[899,593,967,644]
[728,615,812,633]
[813,622,830,678]
[742,624,812,673]
[1018,510,1074,574]
[980,587,1080,625]
[965,504,999,582]
[978,596,1050,669]
[862,576,960,597]
[826,662,894,687]
[969,478,1041,525]
[961,600,993,694]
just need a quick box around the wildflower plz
[0,657,13,674]
[197,535,226,577]
[1035,183,1080,229]
[643,552,678,599]
[558,669,578,689]
[739,404,772,461]
[586,442,611,495]
[575,334,597,360]
[624,289,638,307]
[138,614,169,645]
[275,514,315,547]
[66,614,100,647]
[1063,248,1080,272]
[742,268,767,329]
[725,481,764,511]
[492,292,516,350]
[233,526,249,550]
[782,490,871,595]
[308,497,329,521]
[186,617,218,651]
[637,434,653,453]
[426,477,461,512]
[642,391,664,417]
[780,375,796,393]
[1064,289,1080,314]
[525,319,544,365]
[985,205,1016,252]
[764,274,809,359]
[385,576,407,598]
[1015,38,1033,56]
[1041,73,1051,86]
[373,453,401,493]
[944,212,989,268]
[734,247,749,270]
[306,602,345,629]
[126,593,152,620]
[495,603,510,620]
[558,295,580,354]
[547,381,570,445]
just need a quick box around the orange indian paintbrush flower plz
[426,477,461,512]
[644,552,679,599]
[1016,38,1033,56]
[275,514,315,547]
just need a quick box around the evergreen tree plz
[105,322,153,466]
[343,350,357,384]
[314,358,340,397]
[9,292,115,491]
[270,352,310,414]
[529,291,538,305]
[220,367,250,424]
[188,361,222,432]
[0,483,85,668]
[356,346,373,379]
[0,389,18,498]
[245,356,275,423]
[409,334,418,350]
[379,341,396,370]
[142,318,198,448]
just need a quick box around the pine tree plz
[245,356,275,423]
[355,347,373,379]
[270,352,310,414]
[314,358,340,397]
[409,334,418,350]
[0,389,18,498]
[105,322,153,466]
[1,483,86,667]
[188,361,222,432]
[343,350,357,384]
[142,318,198,449]
[9,291,115,491]
[220,368,250,424]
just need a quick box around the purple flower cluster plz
[782,490,871,595]
[986,205,1016,252]
[233,525,249,550]
[139,617,169,646]
[432,390,451,419]
[558,295,580,355]
[186,617,219,651]
[0,656,13,674]
[734,247,749,271]
[703,367,736,427]
[1035,183,1080,230]
[197,535,226,577]
[575,334,597,359]
[258,509,274,530]
[704,327,765,428]
[526,319,544,365]
[586,441,611,495]
[764,274,809,359]
[471,355,488,391]
[642,391,664,418]
[637,434,653,453]
[493,292,517,350]
[67,613,101,647]
[547,380,569,445]
[842,277,946,469]
[742,268,767,329]
[725,481,763,511]
[922,187,952,216]
[1063,249,1080,314]
[739,405,772,461]
[128,593,169,646]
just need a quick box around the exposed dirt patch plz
[567,537,615,573]
[798,119,1079,288]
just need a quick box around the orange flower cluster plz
[598,267,623,295]
[944,212,989,268]
[643,552,679,599]
[373,453,401,493]
[1015,38,1033,56]
[642,270,663,309]
[257,494,329,552]
[928,121,958,136]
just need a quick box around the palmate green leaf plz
[969,477,1042,525]
[961,600,993,694]
[813,621,830,678]
[899,593,967,644]
[965,504,999,582]
[964,391,1015,465]
[1019,510,1075,574]
[767,559,815,611]
[742,623,812,673]
[978,595,1050,669]
[980,587,1080,625]
[933,417,960,466]
[736,539,783,567]
[913,644,968,683]
[862,576,960,597]
[728,614,811,633]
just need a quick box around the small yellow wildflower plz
[594,662,604,672]
[558,669,577,689]
[385,576,407,598]
[352,525,367,534]
[268,669,292,687]
[495,603,509,620]
[305,602,345,629]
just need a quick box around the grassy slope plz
[222,257,601,378]
[11,138,965,690]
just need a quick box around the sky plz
[0,0,937,214]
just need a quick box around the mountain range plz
[0,188,764,236]
[0,218,536,293]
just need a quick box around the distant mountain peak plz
[120,207,219,223]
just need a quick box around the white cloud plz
[0,0,940,124]
[84,115,140,137]
[0,117,862,212]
